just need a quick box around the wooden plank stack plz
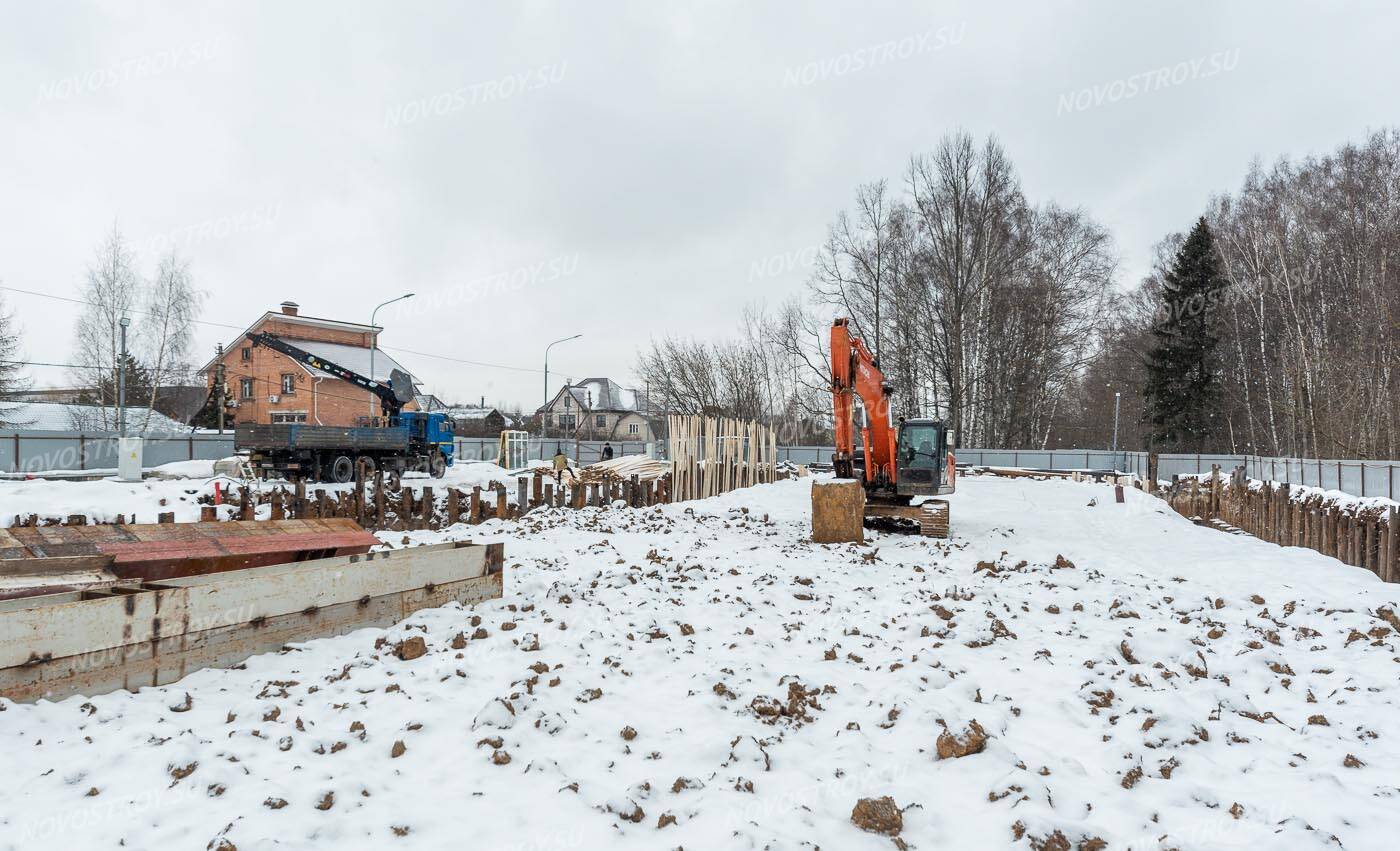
[667,414,778,502]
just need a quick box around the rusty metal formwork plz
[0,541,505,703]
[0,519,379,599]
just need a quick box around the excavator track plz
[862,499,951,539]
[919,499,950,538]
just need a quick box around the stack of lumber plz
[579,454,672,484]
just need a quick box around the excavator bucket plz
[811,480,865,544]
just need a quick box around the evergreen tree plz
[0,295,27,426]
[78,352,156,410]
[1143,217,1227,452]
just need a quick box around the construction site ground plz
[2,473,1398,849]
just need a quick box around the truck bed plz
[235,423,410,452]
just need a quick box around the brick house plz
[537,378,655,441]
[201,302,419,427]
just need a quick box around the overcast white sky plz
[2,1,1395,411]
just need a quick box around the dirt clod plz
[850,796,903,835]
[394,637,427,661]
[936,720,989,759]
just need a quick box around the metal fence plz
[774,445,1400,501]
[5,429,1397,501]
[0,430,234,474]
[452,437,653,465]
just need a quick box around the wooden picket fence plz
[1157,467,1398,583]
[667,414,778,502]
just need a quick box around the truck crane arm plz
[249,331,413,417]
[830,317,897,486]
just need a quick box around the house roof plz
[197,309,384,375]
[442,406,508,422]
[0,402,191,434]
[289,340,417,384]
[541,378,641,414]
[199,309,418,389]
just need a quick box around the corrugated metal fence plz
[5,430,1398,501]
[776,445,1400,501]
[0,430,233,474]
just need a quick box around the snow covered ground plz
[2,473,1398,850]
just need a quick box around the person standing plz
[552,448,568,483]
[601,442,614,461]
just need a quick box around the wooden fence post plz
[495,486,508,520]
[421,486,435,530]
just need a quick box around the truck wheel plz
[329,455,355,484]
[429,452,446,479]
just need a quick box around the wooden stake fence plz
[1158,466,1398,583]
[4,468,674,534]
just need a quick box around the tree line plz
[637,129,1399,459]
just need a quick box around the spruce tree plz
[1143,218,1227,452]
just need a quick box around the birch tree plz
[72,226,142,429]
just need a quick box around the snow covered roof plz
[290,340,418,385]
[570,378,640,412]
[0,402,191,434]
[445,407,502,421]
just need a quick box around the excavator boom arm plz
[249,331,404,416]
[830,318,897,486]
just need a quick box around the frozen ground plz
[2,474,1399,850]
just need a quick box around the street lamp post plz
[117,316,131,437]
[542,334,582,439]
[1111,391,1122,454]
[369,293,415,418]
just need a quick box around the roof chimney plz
[280,301,300,316]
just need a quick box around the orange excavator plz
[831,317,955,537]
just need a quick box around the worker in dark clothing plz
[601,442,614,461]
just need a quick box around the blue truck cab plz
[399,410,455,472]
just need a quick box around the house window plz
[241,347,251,362]
[240,378,254,399]
[628,422,640,435]
[559,414,576,432]
[564,396,571,409]
[270,411,307,424]
[595,414,606,427]
[280,373,296,394]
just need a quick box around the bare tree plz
[71,225,142,429]
[139,249,203,431]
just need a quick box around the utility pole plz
[214,344,226,434]
[117,316,130,437]
[1111,391,1122,453]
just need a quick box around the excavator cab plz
[894,418,954,498]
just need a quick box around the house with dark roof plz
[416,395,512,437]
[198,301,420,427]
[537,377,655,441]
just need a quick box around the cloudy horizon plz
[3,0,1395,411]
